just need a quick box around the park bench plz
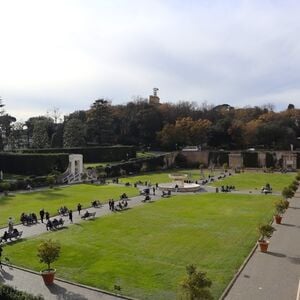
[0,230,23,243]
[81,211,96,220]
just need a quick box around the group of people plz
[219,185,235,192]
[46,218,64,231]
[58,206,69,216]
[20,212,38,225]
[1,228,20,242]
[108,199,128,211]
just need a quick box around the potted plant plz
[258,224,275,252]
[37,239,61,285]
[274,200,286,224]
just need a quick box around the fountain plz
[158,173,201,192]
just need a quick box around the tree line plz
[0,97,299,151]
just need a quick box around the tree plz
[32,120,50,148]
[37,239,61,271]
[86,99,113,145]
[63,118,86,147]
[180,264,213,300]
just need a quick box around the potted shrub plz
[274,200,286,224]
[258,224,275,252]
[282,186,294,200]
[37,239,61,285]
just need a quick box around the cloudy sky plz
[1,0,300,121]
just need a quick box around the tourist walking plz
[45,211,50,221]
[69,209,73,223]
[39,208,45,223]
[77,203,82,215]
[153,187,156,195]
[8,217,14,233]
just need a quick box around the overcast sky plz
[1,0,300,121]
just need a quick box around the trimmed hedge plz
[0,284,44,300]
[208,151,229,167]
[266,152,276,168]
[0,153,69,176]
[21,146,136,163]
[242,152,258,168]
[98,155,166,177]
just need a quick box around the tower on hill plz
[149,87,160,104]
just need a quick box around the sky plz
[1,0,300,121]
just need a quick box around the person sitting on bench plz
[83,211,90,218]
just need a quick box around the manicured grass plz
[212,171,296,192]
[3,193,279,299]
[119,169,220,185]
[0,184,138,228]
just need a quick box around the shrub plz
[274,200,286,216]
[0,284,44,300]
[0,182,11,195]
[258,224,275,241]
[180,264,213,300]
[282,187,295,199]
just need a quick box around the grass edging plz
[218,242,258,299]
[2,263,137,300]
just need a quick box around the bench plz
[81,212,96,220]
[0,231,23,243]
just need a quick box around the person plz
[45,211,50,221]
[153,187,155,195]
[39,208,45,223]
[69,209,73,223]
[77,203,82,215]
[46,219,53,231]
[82,210,89,218]
[8,217,14,233]
[2,231,9,242]
[0,245,3,269]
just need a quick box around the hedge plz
[98,155,166,177]
[0,284,44,300]
[266,152,276,168]
[208,151,229,167]
[242,152,258,168]
[21,146,136,163]
[0,153,69,176]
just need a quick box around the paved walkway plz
[224,188,300,300]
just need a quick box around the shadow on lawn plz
[46,282,89,300]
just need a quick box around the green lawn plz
[3,193,279,299]
[212,171,296,192]
[119,169,220,185]
[0,184,138,228]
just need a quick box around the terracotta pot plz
[41,269,56,285]
[274,215,282,224]
[258,240,269,252]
